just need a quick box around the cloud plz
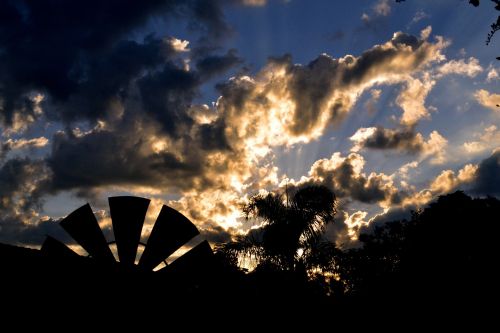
[240,0,268,6]
[290,152,400,207]
[0,25,468,248]
[342,210,370,240]
[195,49,243,80]
[394,56,481,127]
[217,29,447,146]
[430,164,478,194]
[374,0,391,16]
[0,157,55,245]
[329,150,499,243]
[350,126,448,164]
[167,37,190,53]
[421,130,448,164]
[437,57,483,78]
[1,136,49,160]
[350,126,425,153]
[364,89,382,114]
[463,125,500,154]
[36,29,449,247]
[0,0,237,129]
[398,161,419,180]
[48,118,207,193]
[0,93,45,136]
[486,67,499,82]
[402,150,499,199]
[397,74,436,126]
[471,149,500,196]
[408,10,429,26]
[474,89,500,112]
[352,152,497,240]
[360,0,392,30]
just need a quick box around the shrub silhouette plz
[337,191,500,309]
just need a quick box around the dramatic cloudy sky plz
[1,0,499,250]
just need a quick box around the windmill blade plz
[109,196,150,266]
[157,240,213,278]
[139,205,199,271]
[60,203,115,263]
[40,236,80,259]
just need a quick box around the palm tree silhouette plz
[218,185,337,274]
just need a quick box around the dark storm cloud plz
[138,62,199,135]
[0,216,72,246]
[200,223,233,243]
[471,150,500,196]
[0,158,47,210]
[195,49,243,80]
[327,158,390,203]
[286,54,341,135]
[37,44,243,198]
[51,36,179,123]
[0,0,237,127]
[295,153,398,205]
[354,126,424,153]
[196,120,232,151]
[48,126,203,192]
[0,157,66,245]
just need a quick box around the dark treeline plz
[1,188,498,324]
[213,188,500,316]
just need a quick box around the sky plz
[0,0,499,252]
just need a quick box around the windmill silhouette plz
[40,196,214,277]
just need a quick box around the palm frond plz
[243,192,287,224]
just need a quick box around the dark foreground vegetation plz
[1,189,498,324]
[214,189,500,317]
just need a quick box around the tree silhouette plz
[217,185,337,276]
[337,191,500,306]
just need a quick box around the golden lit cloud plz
[241,0,268,6]
[429,163,478,194]
[463,125,500,154]
[1,136,49,160]
[343,210,369,239]
[437,57,483,78]
[4,137,48,149]
[1,93,45,136]
[474,89,500,112]
[398,161,419,179]
[217,28,448,149]
[166,37,190,53]
[486,67,499,82]
[0,28,473,248]
[397,74,435,126]
[421,130,448,165]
